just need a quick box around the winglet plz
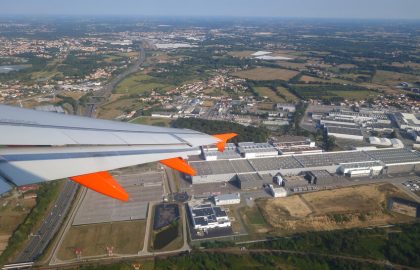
[212,133,238,152]
[160,157,196,176]
[70,171,129,202]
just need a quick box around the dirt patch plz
[258,184,414,233]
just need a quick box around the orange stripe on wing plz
[70,171,128,202]
[160,157,196,176]
[212,133,238,152]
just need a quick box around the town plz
[0,14,419,270]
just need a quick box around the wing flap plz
[160,157,196,176]
[70,171,128,202]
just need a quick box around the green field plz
[114,72,174,94]
[57,220,146,261]
[255,87,285,102]
[290,84,378,101]
[130,116,173,127]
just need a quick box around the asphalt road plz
[14,181,78,263]
[84,43,145,117]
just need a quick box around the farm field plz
[255,87,285,102]
[257,183,414,233]
[114,71,173,95]
[373,70,420,87]
[232,67,299,81]
[276,86,299,102]
[96,95,143,119]
[57,220,146,261]
[290,84,379,101]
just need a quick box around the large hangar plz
[189,148,420,184]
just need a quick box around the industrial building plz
[325,125,364,141]
[187,202,231,230]
[369,137,392,146]
[328,109,391,124]
[214,193,241,205]
[202,143,240,161]
[271,136,322,155]
[268,185,287,197]
[189,148,420,184]
[237,142,279,158]
[394,113,420,131]
[237,173,273,189]
[337,161,384,177]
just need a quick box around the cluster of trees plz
[0,53,47,82]
[172,118,270,143]
[153,251,384,270]
[248,222,420,268]
[57,51,108,77]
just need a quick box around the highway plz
[14,181,78,263]
[85,43,145,117]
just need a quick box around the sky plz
[1,0,419,20]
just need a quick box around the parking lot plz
[73,171,164,225]
[402,177,420,196]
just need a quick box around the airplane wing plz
[0,104,236,201]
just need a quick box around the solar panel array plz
[365,149,420,165]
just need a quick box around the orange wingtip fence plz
[212,133,238,152]
[70,171,129,202]
[160,157,196,176]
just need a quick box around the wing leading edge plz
[0,105,237,201]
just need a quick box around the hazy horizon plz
[1,0,420,20]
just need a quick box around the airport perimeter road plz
[14,181,78,263]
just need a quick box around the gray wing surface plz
[0,105,219,191]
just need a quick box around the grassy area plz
[240,206,271,235]
[289,84,378,101]
[57,220,146,261]
[0,181,64,265]
[97,96,144,119]
[373,70,420,87]
[254,87,285,102]
[233,67,299,81]
[130,116,173,127]
[114,71,173,95]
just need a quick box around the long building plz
[189,148,420,185]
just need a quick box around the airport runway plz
[14,181,78,263]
